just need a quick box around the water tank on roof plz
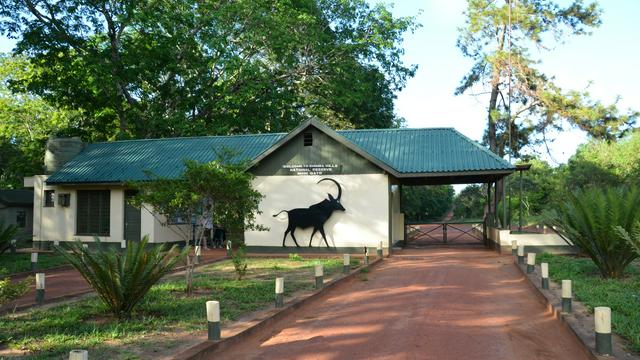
[44,137,84,174]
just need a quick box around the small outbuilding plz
[24,120,516,253]
[0,189,33,238]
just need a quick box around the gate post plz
[443,223,448,243]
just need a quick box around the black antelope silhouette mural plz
[273,178,346,248]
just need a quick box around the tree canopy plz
[401,185,454,222]
[0,0,419,140]
[456,0,637,157]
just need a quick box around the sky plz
[1,1,638,165]
[379,0,640,165]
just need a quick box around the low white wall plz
[488,226,570,248]
[245,174,390,249]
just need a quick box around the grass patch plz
[0,257,344,359]
[0,253,69,275]
[537,253,640,352]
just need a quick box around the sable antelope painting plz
[273,178,346,247]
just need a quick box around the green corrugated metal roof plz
[46,125,514,184]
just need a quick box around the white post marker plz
[377,241,383,258]
[10,239,16,254]
[275,277,284,308]
[195,245,202,264]
[53,240,60,246]
[314,264,324,289]
[526,253,536,274]
[31,252,38,271]
[516,245,525,264]
[562,280,572,313]
[511,240,518,255]
[594,307,612,355]
[541,263,549,289]
[226,240,232,257]
[343,254,350,274]
[206,300,221,341]
[69,349,88,360]
[363,246,369,265]
[121,240,126,249]
[35,273,45,305]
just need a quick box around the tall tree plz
[456,0,637,158]
[0,54,79,188]
[0,0,418,140]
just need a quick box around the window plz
[303,132,313,146]
[44,190,55,207]
[16,210,26,227]
[76,190,110,236]
[58,193,71,207]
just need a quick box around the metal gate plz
[406,220,485,246]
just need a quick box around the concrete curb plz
[173,258,384,360]
[513,261,640,360]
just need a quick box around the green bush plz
[55,236,187,319]
[0,220,19,255]
[0,276,30,305]
[232,245,248,280]
[614,222,640,257]
[550,187,640,278]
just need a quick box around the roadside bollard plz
[562,280,572,313]
[121,240,126,249]
[226,240,232,257]
[364,246,369,265]
[377,241,383,258]
[343,254,350,273]
[314,264,323,289]
[511,240,517,255]
[195,245,202,264]
[206,300,221,341]
[35,273,45,305]
[517,245,524,264]
[275,277,284,308]
[31,252,38,271]
[526,253,536,273]
[594,307,612,355]
[10,239,16,254]
[541,263,549,289]
[69,349,88,360]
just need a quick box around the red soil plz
[214,248,590,360]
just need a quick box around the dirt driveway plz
[214,247,590,360]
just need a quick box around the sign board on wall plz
[282,164,339,176]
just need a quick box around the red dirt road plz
[214,248,590,360]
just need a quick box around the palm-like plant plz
[0,220,19,254]
[55,236,188,319]
[614,222,640,257]
[550,187,640,278]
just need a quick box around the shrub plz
[288,253,302,261]
[550,187,640,278]
[0,276,30,306]
[55,236,187,319]
[614,222,640,256]
[0,220,19,254]
[232,245,248,280]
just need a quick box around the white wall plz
[245,174,390,249]
[488,226,570,248]
[27,175,125,243]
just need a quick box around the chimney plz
[43,136,85,174]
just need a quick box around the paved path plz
[215,247,590,360]
[1,248,227,313]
